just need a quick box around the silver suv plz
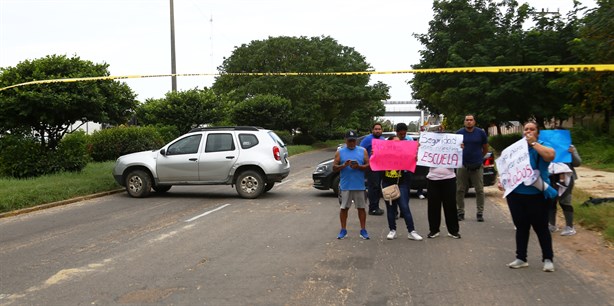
[113,126,290,199]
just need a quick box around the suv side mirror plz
[160,149,166,156]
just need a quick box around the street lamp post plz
[170,0,177,92]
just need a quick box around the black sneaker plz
[369,208,384,216]
[457,213,465,221]
[477,214,484,222]
[427,232,440,238]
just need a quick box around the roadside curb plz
[0,189,124,219]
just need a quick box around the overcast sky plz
[0,0,596,102]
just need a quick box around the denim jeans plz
[383,179,415,232]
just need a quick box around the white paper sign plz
[495,138,534,198]
[416,132,463,168]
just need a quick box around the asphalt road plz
[0,148,611,305]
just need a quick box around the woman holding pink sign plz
[380,135,423,241]
[498,122,556,272]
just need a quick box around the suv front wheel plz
[236,170,265,199]
[125,169,152,198]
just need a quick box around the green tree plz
[410,0,588,131]
[136,88,227,134]
[554,0,613,133]
[212,36,388,135]
[0,54,137,150]
[411,0,503,131]
[231,94,291,130]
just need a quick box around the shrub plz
[154,125,181,143]
[0,135,53,178]
[274,130,293,145]
[310,127,346,141]
[292,133,316,145]
[570,127,594,144]
[89,126,165,162]
[489,133,522,153]
[55,131,90,172]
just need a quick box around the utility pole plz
[170,0,177,92]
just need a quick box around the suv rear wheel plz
[236,170,265,199]
[125,169,152,198]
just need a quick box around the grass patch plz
[0,142,341,214]
[287,139,341,156]
[572,188,614,242]
[574,137,614,171]
[0,161,118,213]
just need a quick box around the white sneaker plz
[408,230,423,241]
[548,223,558,232]
[560,226,576,236]
[543,259,555,272]
[418,194,426,199]
[387,230,397,240]
[507,259,529,269]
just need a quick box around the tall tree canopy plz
[553,0,613,132]
[0,54,137,149]
[212,36,389,134]
[136,88,227,134]
[410,0,592,131]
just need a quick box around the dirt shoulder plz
[573,166,614,198]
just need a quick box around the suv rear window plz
[239,134,259,149]
[268,131,286,147]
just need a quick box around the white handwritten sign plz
[416,132,463,168]
[495,138,534,198]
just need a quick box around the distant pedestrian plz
[499,122,556,272]
[416,188,426,200]
[360,123,385,216]
[334,130,370,240]
[548,136,582,236]
[456,114,488,222]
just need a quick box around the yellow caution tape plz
[1,64,612,92]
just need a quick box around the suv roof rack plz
[188,126,263,133]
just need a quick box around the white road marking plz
[184,204,231,222]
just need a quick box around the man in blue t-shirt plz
[456,114,489,222]
[334,130,370,240]
[359,123,385,216]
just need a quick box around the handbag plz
[382,176,401,202]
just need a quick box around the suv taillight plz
[273,146,281,161]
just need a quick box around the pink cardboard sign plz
[369,139,418,172]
